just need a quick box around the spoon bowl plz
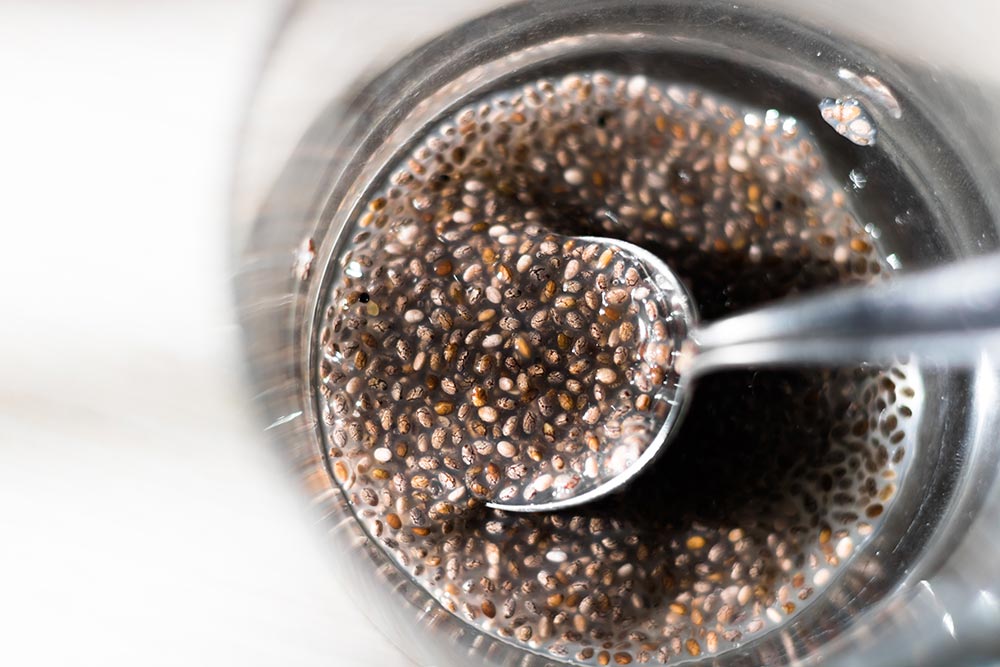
[485,237,698,512]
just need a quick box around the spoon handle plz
[686,253,1000,378]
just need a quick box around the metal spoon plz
[488,238,1000,513]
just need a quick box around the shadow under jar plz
[234,2,1000,666]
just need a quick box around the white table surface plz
[0,2,413,665]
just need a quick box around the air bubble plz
[345,260,363,278]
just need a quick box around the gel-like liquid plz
[315,72,921,664]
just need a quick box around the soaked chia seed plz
[314,71,920,663]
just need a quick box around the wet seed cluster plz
[321,223,687,512]
[315,72,919,664]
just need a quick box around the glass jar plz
[233,2,1000,664]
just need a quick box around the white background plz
[0,2,413,665]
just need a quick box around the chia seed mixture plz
[314,72,918,664]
